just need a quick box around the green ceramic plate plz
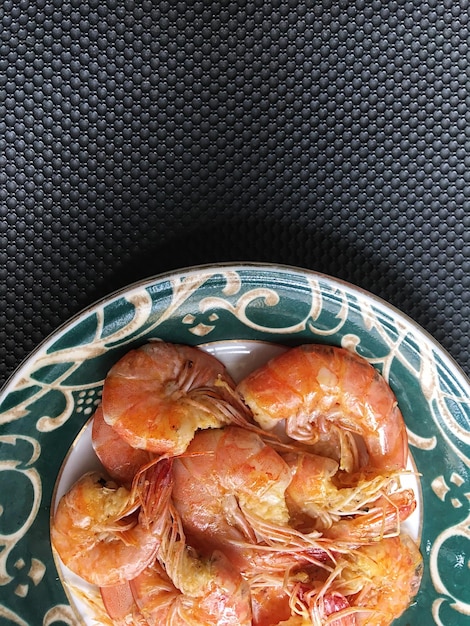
[1,263,469,625]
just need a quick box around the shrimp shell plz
[91,404,154,488]
[237,344,408,472]
[51,460,172,587]
[102,342,252,455]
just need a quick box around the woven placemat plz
[1,1,469,388]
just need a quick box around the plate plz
[1,263,469,625]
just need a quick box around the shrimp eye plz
[97,477,108,488]
[187,360,194,369]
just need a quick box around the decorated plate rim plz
[2,262,469,398]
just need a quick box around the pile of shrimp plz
[51,341,423,626]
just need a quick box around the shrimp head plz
[102,342,252,455]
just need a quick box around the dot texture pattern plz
[1,0,469,387]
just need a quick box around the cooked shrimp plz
[237,344,408,472]
[278,533,421,626]
[172,426,329,578]
[130,502,252,626]
[92,404,154,488]
[51,459,172,587]
[172,426,293,549]
[282,535,421,626]
[333,533,423,625]
[284,451,416,537]
[101,342,252,455]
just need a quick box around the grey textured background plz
[1,0,469,389]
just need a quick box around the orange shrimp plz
[284,451,416,539]
[129,555,252,626]
[237,344,408,472]
[172,426,293,549]
[171,426,330,579]
[91,404,155,487]
[51,459,172,587]
[129,501,252,626]
[101,341,252,455]
[276,533,421,626]
[333,533,423,625]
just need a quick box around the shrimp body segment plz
[101,342,251,455]
[51,461,172,587]
[237,344,408,472]
[100,582,148,625]
[92,404,154,488]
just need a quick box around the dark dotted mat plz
[1,0,469,389]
